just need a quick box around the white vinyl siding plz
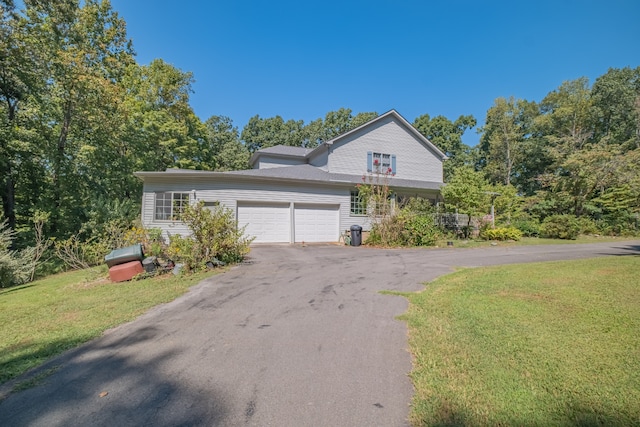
[255,156,306,169]
[139,178,354,240]
[329,115,443,182]
[308,149,328,170]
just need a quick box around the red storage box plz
[109,260,144,282]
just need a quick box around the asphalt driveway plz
[1,241,639,426]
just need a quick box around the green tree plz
[303,108,378,147]
[591,66,640,150]
[240,115,305,153]
[0,0,48,231]
[537,77,595,152]
[413,113,476,181]
[204,115,249,171]
[441,167,489,234]
[26,0,134,235]
[479,97,539,188]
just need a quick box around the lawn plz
[0,267,215,385]
[435,235,634,249]
[398,256,640,426]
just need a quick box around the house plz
[134,110,447,243]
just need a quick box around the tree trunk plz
[0,169,16,231]
[50,98,73,234]
[1,97,18,233]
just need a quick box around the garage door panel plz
[294,204,339,243]
[238,203,290,243]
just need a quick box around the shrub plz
[54,235,109,270]
[366,203,441,247]
[513,219,541,237]
[124,225,166,257]
[576,217,599,235]
[167,234,197,271]
[480,227,523,241]
[403,214,440,246]
[540,214,580,240]
[168,202,254,271]
[0,221,36,287]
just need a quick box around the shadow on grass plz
[0,325,229,426]
[0,336,88,384]
[0,284,36,295]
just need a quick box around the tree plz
[0,0,47,231]
[479,97,539,188]
[303,108,378,147]
[413,113,476,181]
[26,0,135,235]
[591,66,640,150]
[441,167,489,235]
[240,115,305,153]
[204,115,249,171]
[537,77,595,153]
[241,109,378,152]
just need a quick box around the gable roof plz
[248,145,312,167]
[323,109,447,160]
[248,109,447,167]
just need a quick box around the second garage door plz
[294,204,339,243]
[237,202,290,243]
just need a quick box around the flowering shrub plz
[480,227,522,241]
[124,226,165,256]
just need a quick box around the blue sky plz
[110,0,640,146]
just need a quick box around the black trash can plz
[350,225,363,247]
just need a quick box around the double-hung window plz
[154,192,190,221]
[350,190,365,215]
[367,151,396,174]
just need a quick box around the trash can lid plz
[350,225,363,231]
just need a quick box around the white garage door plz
[237,202,290,243]
[294,204,339,243]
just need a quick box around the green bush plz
[513,219,541,237]
[54,235,109,270]
[576,216,599,235]
[0,221,36,287]
[403,215,440,246]
[540,214,580,240]
[480,227,523,241]
[168,202,254,271]
[167,234,197,271]
[596,212,639,236]
[366,202,441,247]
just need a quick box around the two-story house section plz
[134,110,447,243]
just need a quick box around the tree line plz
[1,0,639,253]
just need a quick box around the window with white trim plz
[350,190,365,215]
[368,151,396,174]
[154,192,190,220]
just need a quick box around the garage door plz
[294,204,339,243]
[237,202,290,243]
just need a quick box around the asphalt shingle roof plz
[256,146,312,157]
[225,165,442,190]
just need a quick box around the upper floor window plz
[155,192,190,221]
[367,151,396,175]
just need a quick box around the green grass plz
[398,256,640,426]
[435,235,636,249]
[0,267,215,385]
